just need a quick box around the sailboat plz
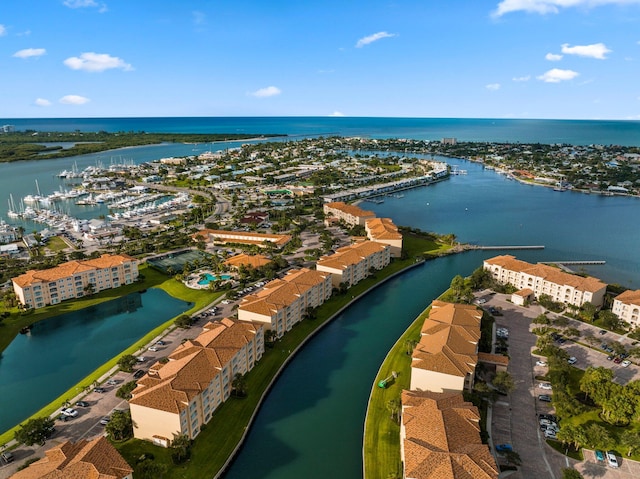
[7,194,20,218]
[23,179,44,204]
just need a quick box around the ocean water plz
[2,116,640,146]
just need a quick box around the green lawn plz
[362,308,428,479]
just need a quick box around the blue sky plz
[1,0,640,119]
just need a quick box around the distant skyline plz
[1,0,640,120]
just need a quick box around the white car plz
[622,360,631,367]
[148,346,159,352]
[61,407,78,417]
[536,360,547,367]
[476,298,487,304]
[539,382,553,390]
[544,429,557,440]
[606,451,619,468]
[568,356,577,365]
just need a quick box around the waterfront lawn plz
[363,312,424,479]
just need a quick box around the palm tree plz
[386,397,401,424]
[232,373,248,398]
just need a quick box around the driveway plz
[481,292,640,479]
[482,292,572,479]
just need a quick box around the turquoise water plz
[0,289,192,433]
[3,117,640,145]
[197,273,232,285]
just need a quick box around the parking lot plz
[479,292,640,479]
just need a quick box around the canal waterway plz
[0,288,192,433]
[223,162,640,477]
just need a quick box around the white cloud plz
[493,0,640,17]
[249,86,281,98]
[545,53,563,61]
[512,75,531,81]
[13,48,46,59]
[34,98,52,107]
[486,83,501,90]
[355,31,396,48]
[537,68,579,82]
[193,11,206,25]
[64,52,132,72]
[329,111,345,117]
[59,94,90,105]
[561,42,611,59]
[64,1,107,13]
[0,24,6,36]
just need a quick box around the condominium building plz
[483,255,607,308]
[410,301,482,393]
[612,289,640,327]
[129,318,264,446]
[322,201,376,227]
[316,241,391,288]
[237,268,332,337]
[365,217,403,257]
[192,228,291,249]
[400,389,498,479]
[12,254,139,309]
[9,436,133,479]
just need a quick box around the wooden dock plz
[473,245,545,250]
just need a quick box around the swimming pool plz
[197,273,232,285]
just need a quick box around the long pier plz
[542,261,606,265]
[472,245,545,250]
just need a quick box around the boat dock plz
[542,260,606,265]
[473,245,545,250]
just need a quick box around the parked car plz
[536,360,547,367]
[75,401,90,408]
[606,451,619,468]
[1,451,14,464]
[495,444,513,452]
[106,379,119,386]
[133,369,146,379]
[99,416,110,426]
[622,360,631,367]
[148,346,159,352]
[136,356,146,362]
[568,356,577,365]
[607,355,615,361]
[57,413,72,422]
[539,382,553,390]
[599,329,607,335]
[595,450,605,462]
[544,429,557,439]
[614,356,623,364]
[61,407,78,417]
[93,387,106,393]
[538,394,552,402]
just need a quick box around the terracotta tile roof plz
[513,288,534,297]
[9,436,132,479]
[238,268,329,317]
[224,253,272,269]
[477,352,510,366]
[130,319,261,413]
[401,390,498,479]
[192,229,291,247]
[12,254,137,288]
[615,289,640,306]
[324,201,375,218]
[365,217,402,240]
[485,255,606,293]
[412,302,481,377]
[317,241,388,271]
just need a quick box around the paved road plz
[481,292,640,479]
